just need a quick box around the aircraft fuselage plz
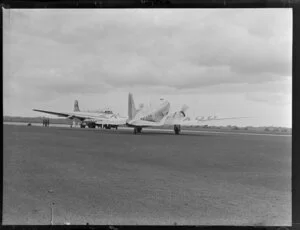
[135,101,170,123]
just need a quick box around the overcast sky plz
[3,9,292,127]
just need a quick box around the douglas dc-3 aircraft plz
[33,100,127,129]
[122,93,248,134]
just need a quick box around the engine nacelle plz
[173,111,184,119]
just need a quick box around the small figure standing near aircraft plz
[42,118,50,127]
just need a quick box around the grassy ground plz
[3,124,291,225]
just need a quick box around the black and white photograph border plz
[3,7,292,226]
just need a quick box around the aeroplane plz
[123,93,249,135]
[125,93,171,134]
[33,94,248,134]
[33,100,127,129]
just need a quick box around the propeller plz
[181,104,189,113]
[179,104,189,117]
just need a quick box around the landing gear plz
[103,124,111,129]
[87,123,96,128]
[133,127,142,134]
[174,125,181,135]
[80,124,86,128]
[72,120,79,128]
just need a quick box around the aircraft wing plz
[33,109,74,118]
[174,117,248,127]
[34,108,128,125]
[33,109,89,121]
[194,116,249,122]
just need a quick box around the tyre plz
[174,125,181,135]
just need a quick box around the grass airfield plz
[3,124,291,225]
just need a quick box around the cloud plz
[245,92,291,106]
[3,9,292,126]
[4,9,292,94]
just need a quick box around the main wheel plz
[89,124,96,128]
[137,127,142,133]
[174,125,181,135]
[80,124,86,128]
[103,125,110,129]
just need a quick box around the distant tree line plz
[3,116,291,134]
[3,116,72,125]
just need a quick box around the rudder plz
[74,100,80,112]
[128,93,137,120]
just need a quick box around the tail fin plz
[74,100,80,112]
[128,93,137,120]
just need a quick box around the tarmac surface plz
[3,124,291,225]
